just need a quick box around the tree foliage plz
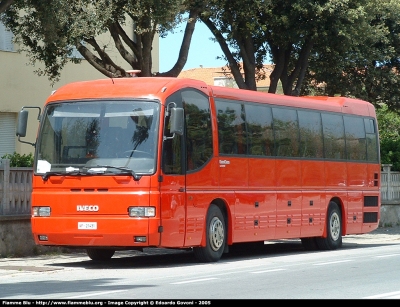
[303,0,400,111]
[1,0,201,83]
[0,0,13,13]
[1,152,33,167]
[377,104,400,170]
[3,0,400,115]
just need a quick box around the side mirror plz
[169,107,184,136]
[16,110,28,137]
[16,106,41,147]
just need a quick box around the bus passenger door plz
[159,92,186,247]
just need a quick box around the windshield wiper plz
[83,165,142,181]
[42,168,87,181]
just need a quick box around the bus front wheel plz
[86,248,115,261]
[193,204,226,263]
[316,202,342,250]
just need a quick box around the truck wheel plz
[316,202,342,250]
[86,248,115,261]
[193,204,226,262]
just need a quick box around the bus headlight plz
[33,206,51,217]
[128,206,155,217]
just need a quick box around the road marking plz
[313,259,352,266]
[69,290,128,298]
[250,269,286,274]
[364,290,400,299]
[171,278,218,285]
[375,253,400,258]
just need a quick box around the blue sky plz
[159,21,227,72]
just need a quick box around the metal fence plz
[0,159,32,215]
[381,164,400,204]
[1,159,400,216]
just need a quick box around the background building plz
[178,64,275,92]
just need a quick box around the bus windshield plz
[35,100,160,177]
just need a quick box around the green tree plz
[304,0,400,111]
[1,0,201,83]
[0,0,13,13]
[377,104,400,170]
[199,0,384,97]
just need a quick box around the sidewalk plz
[343,225,400,244]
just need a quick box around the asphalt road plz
[1,225,400,300]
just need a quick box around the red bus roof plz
[46,77,209,104]
[210,86,375,117]
[47,77,376,117]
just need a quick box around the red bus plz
[17,77,380,262]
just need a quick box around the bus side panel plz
[346,163,370,234]
[347,163,368,187]
[325,161,347,188]
[301,160,325,237]
[159,174,186,248]
[248,157,277,240]
[234,192,262,242]
[184,159,219,247]
[301,193,324,237]
[275,159,301,239]
[229,191,277,243]
[301,160,326,188]
[219,157,248,243]
[248,157,276,188]
[219,157,248,188]
[360,163,381,233]
[346,191,363,234]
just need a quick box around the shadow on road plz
[47,239,398,270]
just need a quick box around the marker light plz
[33,206,51,217]
[128,206,155,217]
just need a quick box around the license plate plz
[78,222,97,230]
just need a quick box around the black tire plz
[193,204,226,262]
[86,248,115,261]
[301,237,319,251]
[316,202,342,250]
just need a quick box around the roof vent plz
[126,70,141,77]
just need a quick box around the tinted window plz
[364,118,379,162]
[182,90,213,171]
[344,116,366,161]
[322,113,345,160]
[272,107,299,157]
[298,110,323,158]
[163,92,183,174]
[216,99,247,155]
[245,104,273,156]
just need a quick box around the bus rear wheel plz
[86,248,115,261]
[193,204,226,263]
[316,202,342,250]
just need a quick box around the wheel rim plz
[330,212,341,241]
[209,216,224,251]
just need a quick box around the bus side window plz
[245,103,273,157]
[272,107,299,157]
[365,118,379,162]
[163,92,184,174]
[181,90,212,171]
[344,115,366,161]
[322,113,345,160]
[298,110,323,158]
[216,99,247,155]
